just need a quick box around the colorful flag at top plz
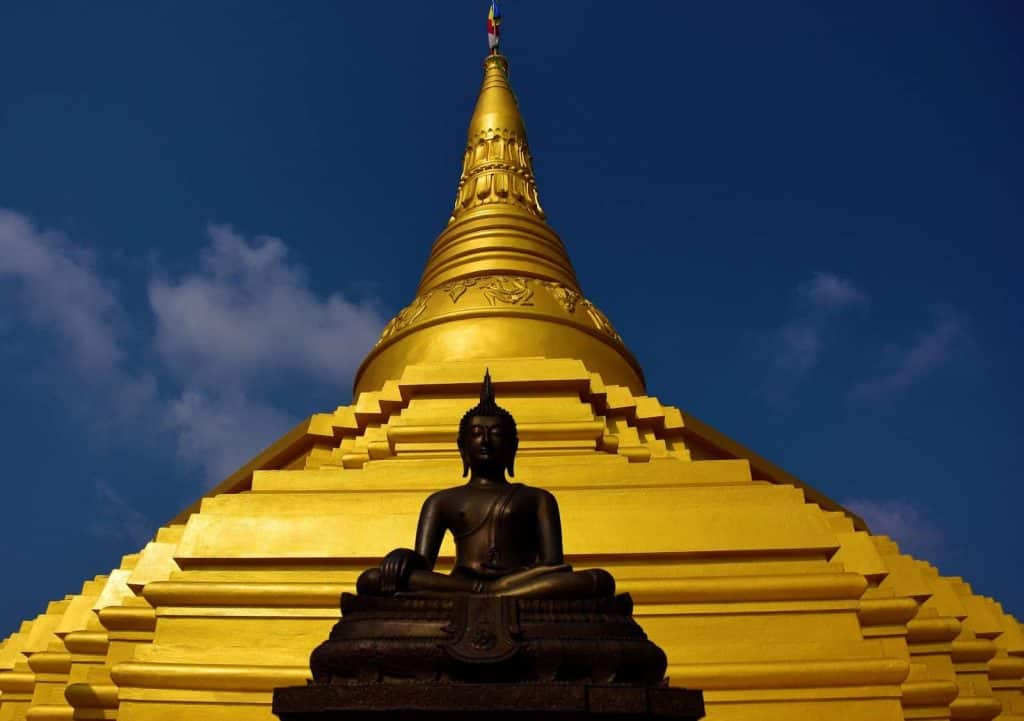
[487,1,501,52]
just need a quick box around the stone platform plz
[279,592,703,720]
[273,682,704,720]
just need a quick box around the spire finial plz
[487,2,502,55]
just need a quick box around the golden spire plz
[353,53,645,396]
[451,54,543,223]
[419,54,574,293]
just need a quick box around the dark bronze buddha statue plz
[356,370,614,600]
[278,373,703,720]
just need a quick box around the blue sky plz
[1,2,1021,626]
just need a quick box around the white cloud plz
[767,272,868,377]
[0,209,124,372]
[772,321,824,373]
[849,309,966,401]
[147,224,386,483]
[0,210,386,489]
[0,209,158,422]
[167,390,296,487]
[88,479,155,546]
[149,224,384,389]
[843,497,943,557]
[799,272,869,311]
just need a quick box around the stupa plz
[1,28,1022,721]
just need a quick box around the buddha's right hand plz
[379,548,429,594]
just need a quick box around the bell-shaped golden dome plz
[354,54,644,396]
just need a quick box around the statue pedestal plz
[280,594,702,720]
[308,594,672,685]
[273,682,704,720]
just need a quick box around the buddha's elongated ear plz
[506,437,518,478]
[458,437,469,477]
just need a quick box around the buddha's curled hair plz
[458,369,518,477]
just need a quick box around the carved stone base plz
[311,593,668,685]
[273,682,704,720]
[290,594,703,719]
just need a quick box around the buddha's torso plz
[442,482,542,578]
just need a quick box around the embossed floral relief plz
[439,278,478,303]
[541,282,580,313]
[375,277,622,347]
[581,299,621,341]
[478,276,533,306]
[376,291,433,345]
[438,275,534,307]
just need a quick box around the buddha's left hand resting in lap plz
[357,372,614,600]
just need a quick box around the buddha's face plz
[460,414,515,477]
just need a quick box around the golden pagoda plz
[1,47,1022,721]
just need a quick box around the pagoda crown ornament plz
[449,54,546,225]
[353,54,645,396]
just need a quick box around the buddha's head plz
[458,370,519,479]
